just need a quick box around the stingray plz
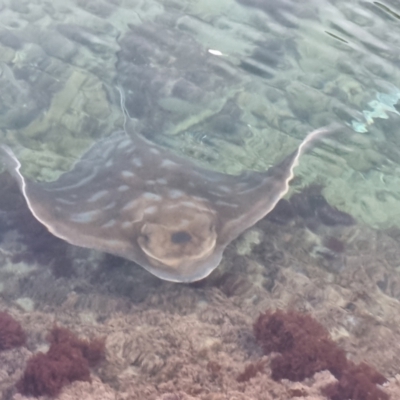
[0,100,338,282]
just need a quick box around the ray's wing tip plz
[0,144,20,170]
[302,122,344,149]
[0,144,26,191]
[309,122,343,138]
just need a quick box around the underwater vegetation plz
[236,359,266,383]
[17,326,105,397]
[0,307,104,397]
[0,311,26,350]
[250,310,388,400]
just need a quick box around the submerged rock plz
[0,62,47,129]
[116,22,242,138]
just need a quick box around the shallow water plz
[0,0,400,399]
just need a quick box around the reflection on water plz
[0,0,400,398]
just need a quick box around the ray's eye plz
[142,234,149,243]
[171,231,192,244]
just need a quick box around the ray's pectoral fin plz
[0,138,131,255]
[217,124,340,245]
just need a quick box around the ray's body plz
[0,100,338,282]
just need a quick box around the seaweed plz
[17,326,105,397]
[0,311,26,350]
[322,361,388,400]
[236,360,266,382]
[253,310,389,400]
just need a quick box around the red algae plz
[236,360,266,382]
[0,311,26,350]
[47,326,105,368]
[17,326,105,397]
[322,361,388,400]
[253,310,389,400]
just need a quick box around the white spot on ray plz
[156,178,167,184]
[70,210,100,223]
[118,185,130,192]
[165,203,181,210]
[87,190,109,202]
[150,148,160,155]
[121,170,135,178]
[121,221,133,229]
[142,192,162,201]
[208,191,224,197]
[105,159,113,168]
[219,186,232,193]
[193,196,208,202]
[160,159,178,168]
[121,199,141,211]
[144,206,158,214]
[102,219,116,228]
[169,189,184,199]
[180,201,197,208]
[132,158,143,167]
[103,201,116,210]
[117,139,132,150]
[56,198,76,205]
